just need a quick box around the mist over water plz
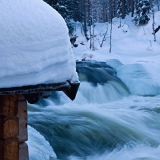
[28,61,160,160]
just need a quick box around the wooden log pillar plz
[0,94,29,160]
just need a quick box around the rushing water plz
[28,61,160,160]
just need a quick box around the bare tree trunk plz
[122,0,125,19]
[90,26,92,49]
[113,0,116,17]
[88,0,92,49]
[92,23,95,51]
[157,0,160,11]
[119,17,122,28]
[131,0,134,17]
[102,3,106,22]
[109,19,113,53]
[100,24,108,47]
[152,0,156,41]
[73,0,76,21]
[109,0,113,53]
[83,0,87,39]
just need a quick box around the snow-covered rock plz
[0,0,78,88]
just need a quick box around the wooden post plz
[0,94,29,160]
[0,81,79,160]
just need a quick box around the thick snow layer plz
[0,0,78,88]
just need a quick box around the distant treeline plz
[44,0,160,35]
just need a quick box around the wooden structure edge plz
[0,81,80,160]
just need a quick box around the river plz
[28,60,160,160]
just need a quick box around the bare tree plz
[88,0,92,49]
[83,0,87,39]
[100,24,108,47]
[153,25,160,34]
[157,0,160,10]
[122,0,125,19]
[152,0,156,41]
[131,0,135,17]
[109,0,113,53]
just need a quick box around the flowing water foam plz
[28,61,160,160]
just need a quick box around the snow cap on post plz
[0,0,79,90]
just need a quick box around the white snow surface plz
[27,126,57,160]
[0,0,78,88]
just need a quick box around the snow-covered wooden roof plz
[0,0,79,89]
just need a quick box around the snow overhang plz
[0,0,80,103]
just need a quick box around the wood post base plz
[0,95,29,160]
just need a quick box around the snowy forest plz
[43,0,160,32]
[43,0,160,52]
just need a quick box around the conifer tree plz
[117,0,123,27]
[44,0,79,34]
[133,0,150,25]
[117,0,130,27]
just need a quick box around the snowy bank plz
[27,126,57,160]
[0,0,78,88]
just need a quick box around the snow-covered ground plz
[73,11,160,96]
[73,12,160,61]
[27,126,57,160]
[0,0,78,88]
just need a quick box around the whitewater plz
[27,11,160,160]
[28,59,160,160]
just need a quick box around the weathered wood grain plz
[0,95,18,116]
[17,95,28,142]
[19,143,29,160]
[0,116,19,138]
[0,138,19,160]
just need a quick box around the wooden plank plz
[17,95,28,142]
[0,95,18,116]
[0,82,70,95]
[19,143,29,160]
